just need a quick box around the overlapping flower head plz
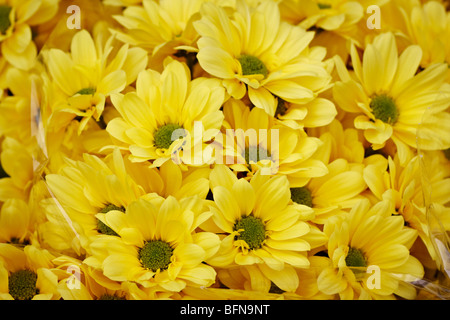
[0,0,449,300]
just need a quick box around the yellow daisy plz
[0,0,59,70]
[0,244,59,300]
[281,0,365,32]
[400,0,450,70]
[84,195,220,292]
[53,255,135,300]
[41,148,145,254]
[43,24,148,134]
[203,165,326,292]
[333,32,450,165]
[318,198,424,300]
[194,0,333,116]
[106,58,226,167]
[111,0,207,71]
[363,152,450,263]
[220,98,328,187]
[290,158,367,225]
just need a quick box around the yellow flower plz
[333,32,450,165]
[203,165,326,292]
[290,158,367,224]
[194,0,333,116]
[318,198,423,299]
[220,98,328,187]
[0,0,59,70]
[363,153,450,263]
[111,0,206,71]
[43,25,148,133]
[281,0,365,32]
[400,0,450,69]
[106,58,226,167]
[0,244,59,300]
[85,195,220,292]
[53,255,136,300]
[41,148,145,254]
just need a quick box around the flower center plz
[275,98,288,117]
[238,54,268,78]
[154,123,183,149]
[139,240,173,272]
[233,215,266,250]
[97,204,125,236]
[0,5,12,35]
[370,94,399,125]
[8,269,38,300]
[345,247,367,268]
[290,187,313,207]
[317,3,332,9]
[443,148,450,161]
[76,87,96,95]
[244,146,271,164]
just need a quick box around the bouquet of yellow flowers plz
[0,0,449,301]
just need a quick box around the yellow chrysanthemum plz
[106,58,226,167]
[41,148,145,254]
[0,0,59,70]
[84,195,220,292]
[280,0,365,32]
[111,0,207,71]
[400,0,450,70]
[194,0,333,116]
[53,255,137,300]
[318,198,424,300]
[219,98,328,186]
[333,32,450,165]
[0,244,59,300]
[203,165,326,292]
[43,25,148,134]
[363,153,450,262]
[290,158,367,224]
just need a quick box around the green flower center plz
[154,123,184,149]
[290,187,313,207]
[233,215,266,250]
[76,87,96,96]
[0,5,12,35]
[97,204,125,236]
[317,3,332,9]
[345,247,367,268]
[139,240,173,272]
[238,54,268,78]
[9,269,38,300]
[244,146,271,164]
[370,94,399,125]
